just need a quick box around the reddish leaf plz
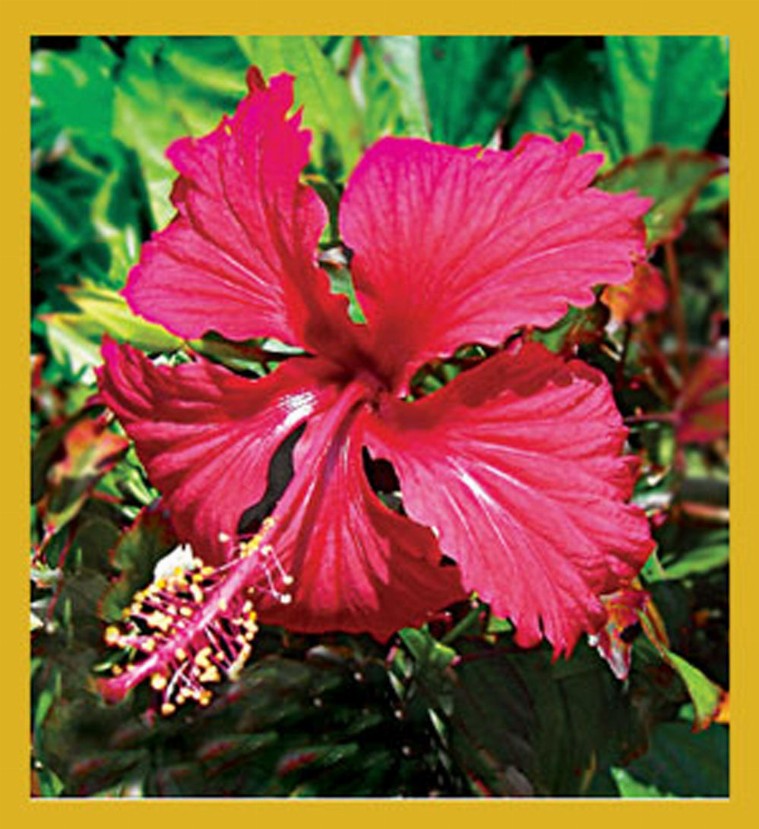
[601,260,668,324]
[676,348,729,444]
[589,585,665,680]
[40,416,129,532]
[598,147,727,248]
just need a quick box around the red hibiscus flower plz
[97,68,654,712]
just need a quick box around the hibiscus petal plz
[99,410,466,708]
[362,341,654,654]
[124,69,349,350]
[340,134,651,391]
[257,410,467,640]
[96,338,342,562]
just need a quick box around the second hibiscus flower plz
[97,67,654,711]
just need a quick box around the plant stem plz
[624,412,675,425]
[664,241,689,380]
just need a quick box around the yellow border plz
[5,1,754,826]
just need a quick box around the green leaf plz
[421,36,528,147]
[447,648,537,795]
[510,39,622,166]
[34,766,65,798]
[604,36,729,155]
[665,653,724,731]
[235,35,364,177]
[635,629,725,731]
[598,147,726,248]
[398,627,458,675]
[531,303,609,355]
[513,37,728,166]
[62,281,183,352]
[611,766,674,797]
[362,37,429,140]
[621,721,728,797]
[31,37,117,151]
[41,281,183,383]
[114,37,251,228]
[660,529,729,580]
[314,35,357,74]
[42,312,102,383]
[32,135,146,330]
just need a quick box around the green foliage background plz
[31,35,729,798]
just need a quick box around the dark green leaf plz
[621,721,728,797]
[448,649,536,795]
[660,529,729,580]
[510,39,622,166]
[100,507,177,622]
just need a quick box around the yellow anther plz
[141,639,157,653]
[201,566,215,576]
[111,665,123,676]
[199,666,221,684]
[161,702,176,717]
[217,598,228,612]
[104,626,121,645]
[228,644,252,681]
[262,517,276,531]
[179,606,193,618]
[146,611,172,632]
[150,673,167,691]
[190,584,204,603]
[175,647,187,661]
